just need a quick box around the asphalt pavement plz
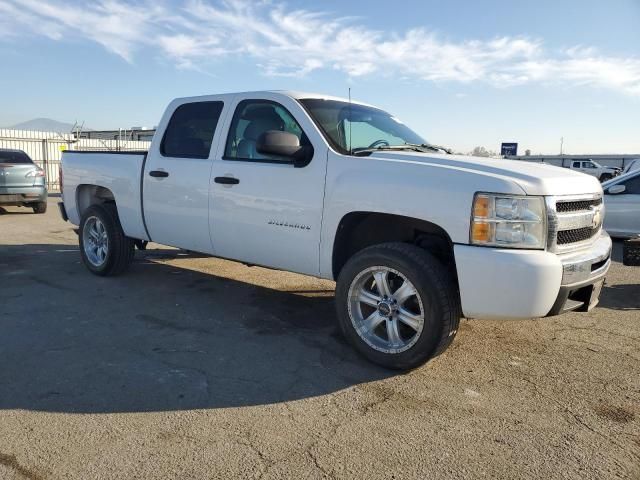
[0,197,638,479]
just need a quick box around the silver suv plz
[0,149,48,213]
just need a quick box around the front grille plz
[556,197,602,213]
[557,227,599,245]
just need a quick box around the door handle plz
[214,176,240,185]
[149,170,169,178]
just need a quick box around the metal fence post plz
[41,139,49,186]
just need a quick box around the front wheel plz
[79,204,135,276]
[336,243,461,370]
[600,173,613,182]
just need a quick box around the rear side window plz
[161,101,224,159]
[0,150,32,164]
[572,161,580,168]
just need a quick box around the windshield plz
[299,99,426,155]
[0,150,32,164]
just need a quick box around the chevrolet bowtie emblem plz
[590,205,602,229]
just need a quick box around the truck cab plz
[59,91,612,370]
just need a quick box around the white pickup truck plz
[566,159,620,182]
[59,91,612,369]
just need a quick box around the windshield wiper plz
[404,143,452,154]
[352,143,452,156]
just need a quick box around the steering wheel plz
[368,139,390,149]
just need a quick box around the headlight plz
[470,193,547,249]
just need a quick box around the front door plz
[143,100,225,253]
[209,95,327,276]
[605,173,640,237]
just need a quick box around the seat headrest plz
[244,117,284,141]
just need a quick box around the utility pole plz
[560,137,564,155]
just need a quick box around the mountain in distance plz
[6,118,92,133]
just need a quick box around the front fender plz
[319,154,525,278]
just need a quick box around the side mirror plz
[256,130,313,167]
[608,184,626,195]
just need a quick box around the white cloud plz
[4,0,640,96]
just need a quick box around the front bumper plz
[0,186,47,205]
[454,231,612,319]
[546,232,611,315]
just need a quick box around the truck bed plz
[62,151,149,241]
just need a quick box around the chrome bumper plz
[547,232,611,316]
[559,231,612,286]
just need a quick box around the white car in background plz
[603,171,640,238]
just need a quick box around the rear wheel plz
[335,243,461,370]
[79,204,135,276]
[32,202,47,214]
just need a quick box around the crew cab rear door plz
[142,98,227,253]
[209,94,327,276]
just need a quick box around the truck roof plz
[171,90,377,109]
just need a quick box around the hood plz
[366,151,603,196]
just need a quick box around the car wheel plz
[32,202,47,214]
[79,203,135,276]
[600,173,613,182]
[335,242,461,370]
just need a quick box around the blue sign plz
[501,143,518,156]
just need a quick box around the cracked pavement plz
[0,197,639,479]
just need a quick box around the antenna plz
[348,87,352,155]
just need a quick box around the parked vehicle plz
[59,91,611,369]
[602,171,640,238]
[0,148,47,213]
[567,159,620,181]
[623,236,640,266]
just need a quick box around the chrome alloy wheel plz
[83,216,109,267]
[347,266,425,354]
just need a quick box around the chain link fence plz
[0,129,151,192]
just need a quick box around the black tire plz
[134,239,148,250]
[32,202,47,214]
[600,173,613,182]
[79,203,135,276]
[335,243,461,370]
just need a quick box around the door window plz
[224,100,310,163]
[161,101,224,159]
[583,162,596,169]
[622,174,640,194]
[572,161,580,168]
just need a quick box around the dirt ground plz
[0,197,638,479]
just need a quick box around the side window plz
[161,101,224,159]
[585,162,596,169]
[224,100,310,162]
[623,175,640,194]
[572,161,581,168]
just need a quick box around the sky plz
[0,0,639,154]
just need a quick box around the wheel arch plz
[331,211,457,281]
[75,184,116,219]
